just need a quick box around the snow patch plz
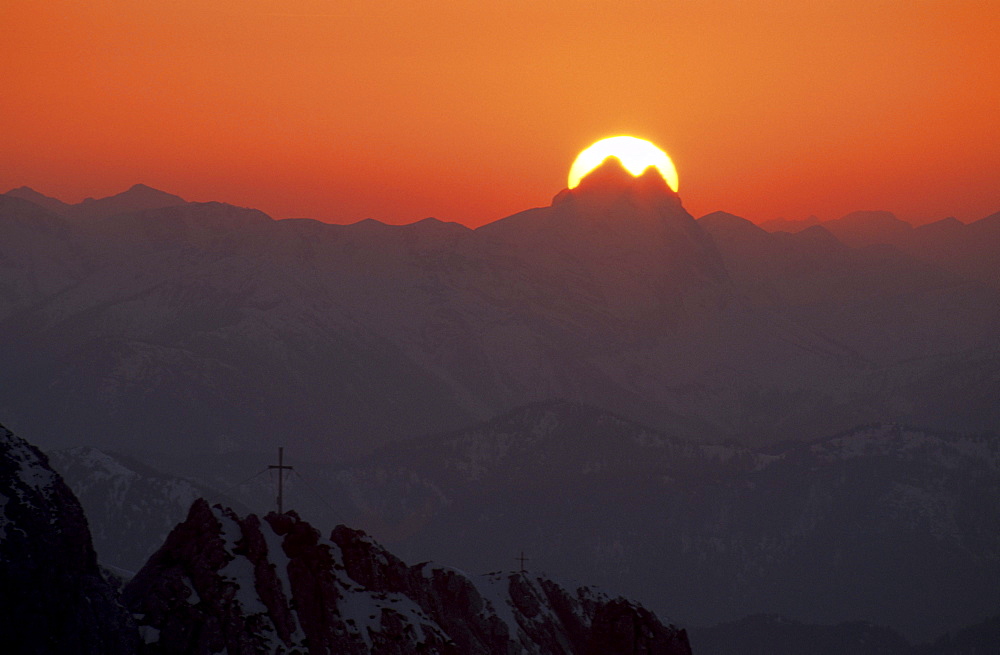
[138,625,160,644]
[261,520,305,643]
[336,587,442,649]
[475,572,521,637]
[215,510,269,616]
[182,576,201,605]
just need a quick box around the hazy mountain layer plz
[689,612,1000,655]
[757,209,1000,288]
[301,402,1000,641]
[689,615,912,655]
[3,173,999,457]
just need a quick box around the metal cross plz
[268,447,294,514]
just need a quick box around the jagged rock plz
[0,423,137,654]
[124,499,691,654]
[48,446,244,572]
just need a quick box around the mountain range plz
[313,402,1000,640]
[2,162,999,460]
[4,162,1000,649]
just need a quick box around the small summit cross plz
[268,447,294,514]
[515,550,529,574]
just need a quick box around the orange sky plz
[3,1,998,227]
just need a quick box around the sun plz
[568,136,678,192]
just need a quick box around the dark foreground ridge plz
[1,419,690,653]
[0,423,137,654]
[124,498,693,654]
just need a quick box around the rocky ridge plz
[0,422,137,653]
[48,446,245,572]
[123,498,692,654]
[2,420,691,654]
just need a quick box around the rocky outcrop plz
[0,423,137,654]
[124,499,691,654]
[48,446,244,572]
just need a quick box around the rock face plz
[123,498,692,654]
[0,423,137,654]
[48,446,245,572]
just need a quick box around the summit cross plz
[268,447,294,514]
[516,551,529,574]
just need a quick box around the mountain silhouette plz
[2,184,1000,457]
[822,210,913,248]
[4,186,74,216]
[72,183,187,220]
[3,183,188,222]
[478,156,728,333]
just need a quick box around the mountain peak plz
[89,183,184,204]
[571,155,675,197]
[824,210,912,248]
[698,210,757,228]
[4,186,73,215]
[636,162,672,192]
[575,155,634,190]
[73,184,186,219]
[698,211,772,244]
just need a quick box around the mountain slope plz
[689,614,912,655]
[306,402,1000,640]
[4,186,73,216]
[70,183,187,220]
[0,423,137,653]
[48,446,247,572]
[123,498,692,654]
[756,208,1000,289]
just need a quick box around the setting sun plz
[568,136,679,192]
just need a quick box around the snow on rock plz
[48,446,235,572]
[123,498,692,654]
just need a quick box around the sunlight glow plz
[568,136,678,192]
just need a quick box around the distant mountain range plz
[3,162,999,458]
[311,401,1000,641]
[757,209,1000,286]
[4,183,186,219]
[689,612,1000,655]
